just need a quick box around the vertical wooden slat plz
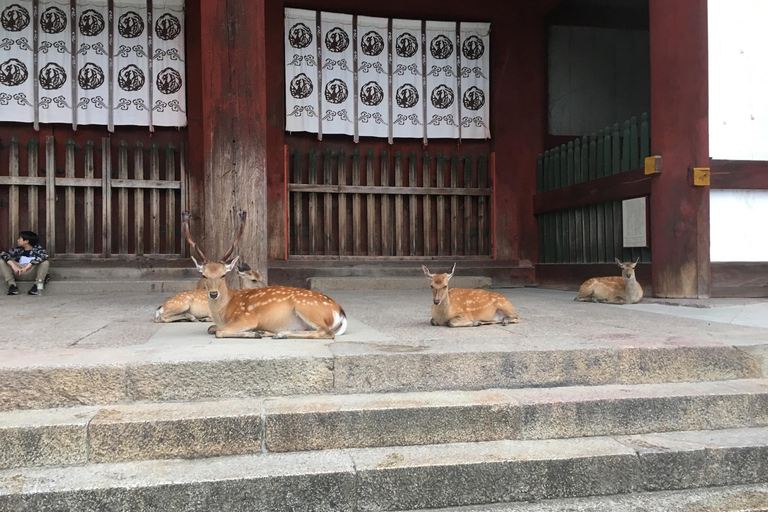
[352,149,362,256]
[559,145,568,263]
[602,127,614,262]
[380,150,390,256]
[84,140,94,254]
[101,138,111,258]
[580,137,589,183]
[630,115,639,169]
[477,154,487,256]
[573,138,583,262]
[9,137,20,244]
[640,112,650,160]
[149,143,160,255]
[367,149,376,256]
[435,153,445,256]
[621,120,631,172]
[180,142,188,258]
[450,154,458,256]
[394,151,404,256]
[536,153,543,193]
[422,151,432,256]
[27,138,39,235]
[336,149,346,256]
[588,135,597,262]
[567,142,576,261]
[409,152,418,256]
[595,130,605,262]
[292,149,303,255]
[612,123,621,175]
[542,150,550,191]
[65,139,75,254]
[118,140,129,255]
[134,142,145,256]
[462,154,472,255]
[552,147,561,190]
[165,144,176,255]
[323,149,333,255]
[45,136,56,255]
[308,148,318,255]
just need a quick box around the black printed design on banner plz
[431,84,454,109]
[396,33,418,58]
[289,73,313,99]
[0,58,28,86]
[40,7,67,34]
[324,78,348,104]
[78,62,104,89]
[39,63,67,90]
[325,27,349,53]
[288,22,312,49]
[361,31,384,56]
[118,11,144,38]
[156,67,182,94]
[1,4,30,32]
[462,86,484,110]
[360,81,383,106]
[396,83,419,108]
[117,64,145,91]
[79,9,105,36]
[430,34,453,60]
[155,13,181,41]
[462,36,484,60]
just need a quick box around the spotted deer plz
[155,261,266,323]
[574,258,643,304]
[183,210,347,339]
[423,263,521,327]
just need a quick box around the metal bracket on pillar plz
[688,167,710,186]
[644,155,662,175]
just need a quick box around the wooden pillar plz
[648,0,710,298]
[186,0,269,279]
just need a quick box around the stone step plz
[1,380,766,470]
[41,278,198,295]
[2,427,768,511]
[50,267,200,280]
[308,276,492,291]
[0,342,760,411]
[404,484,768,511]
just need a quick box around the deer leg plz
[430,318,438,326]
[447,316,479,328]
[155,310,197,323]
[215,327,263,339]
[273,327,335,340]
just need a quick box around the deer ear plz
[615,257,622,266]
[225,255,240,272]
[191,255,204,273]
[447,262,456,279]
[634,257,640,265]
[422,265,433,278]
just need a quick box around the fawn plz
[574,258,643,304]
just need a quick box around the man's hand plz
[18,263,32,275]
[7,261,22,274]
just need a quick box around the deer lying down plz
[423,264,521,327]
[575,258,643,304]
[155,262,266,323]
[184,210,347,339]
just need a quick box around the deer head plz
[615,257,640,280]
[422,263,456,305]
[237,262,266,289]
[183,210,247,301]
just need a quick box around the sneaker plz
[28,284,42,296]
[7,284,18,295]
[43,273,50,286]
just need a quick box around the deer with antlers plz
[423,263,521,327]
[155,262,266,323]
[574,257,643,304]
[182,210,347,339]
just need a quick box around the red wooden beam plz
[710,160,768,189]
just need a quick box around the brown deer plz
[183,210,347,339]
[155,261,266,323]
[423,263,521,327]
[574,258,643,304]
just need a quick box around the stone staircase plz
[1,334,767,510]
[45,265,199,294]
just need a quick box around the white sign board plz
[622,197,647,248]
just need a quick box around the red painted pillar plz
[186,0,269,278]
[648,0,710,298]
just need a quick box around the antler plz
[221,210,247,262]
[182,211,208,262]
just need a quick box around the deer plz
[155,261,266,323]
[574,257,643,304]
[423,263,521,327]
[183,210,347,339]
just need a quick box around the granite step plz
[2,427,768,511]
[0,342,760,411]
[2,379,766,470]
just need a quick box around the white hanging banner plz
[425,20,458,140]
[320,11,354,136]
[356,15,388,139]
[0,0,35,123]
[391,18,423,139]
[112,0,149,126]
[38,0,72,124]
[459,22,490,139]
[285,8,319,134]
[75,0,110,126]
[152,0,186,126]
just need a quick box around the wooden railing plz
[288,148,493,258]
[0,135,187,258]
[535,113,652,264]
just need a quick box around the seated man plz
[1,231,50,296]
